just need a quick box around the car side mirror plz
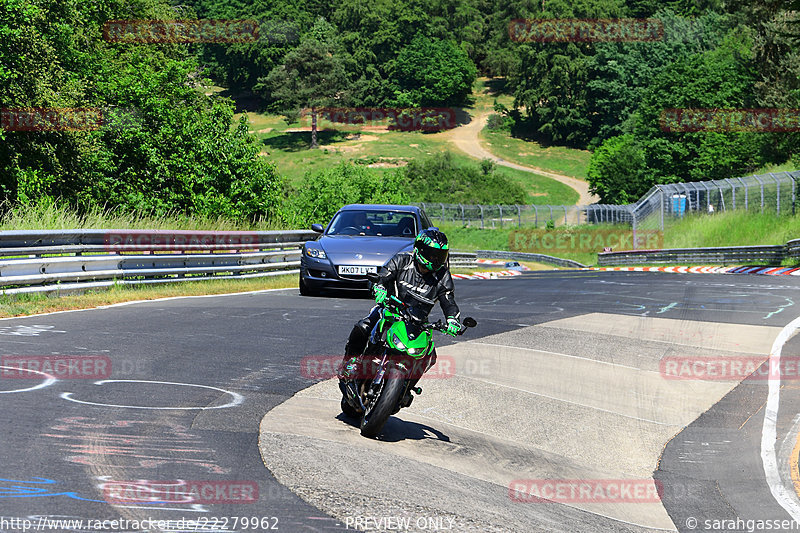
[311,223,324,233]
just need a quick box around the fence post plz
[499,205,503,228]
[770,173,781,215]
[460,203,465,224]
[440,203,445,221]
[737,177,748,210]
[517,205,522,227]
[754,175,764,213]
[547,205,553,223]
[787,172,797,215]
[631,206,638,250]
[479,205,484,229]
[533,205,538,227]
[725,178,736,210]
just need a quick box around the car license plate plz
[338,265,377,276]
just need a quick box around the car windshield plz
[327,210,417,237]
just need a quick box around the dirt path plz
[444,112,599,205]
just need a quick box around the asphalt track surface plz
[0,271,799,532]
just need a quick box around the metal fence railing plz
[417,170,800,249]
[0,229,316,295]
[598,245,788,266]
[418,203,631,229]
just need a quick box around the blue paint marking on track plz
[0,477,105,502]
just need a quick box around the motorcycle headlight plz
[407,347,420,355]
[305,247,327,259]
[390,333,406,351]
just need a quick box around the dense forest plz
[1,0,798,217]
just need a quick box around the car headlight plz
[390,333,406,351]
[305,247,327,259]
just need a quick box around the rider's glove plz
[445,317,461,337]
[373,284,388,305]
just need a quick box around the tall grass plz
[0,199,286,231]
[663,211,800,248]
[440,211,800,266]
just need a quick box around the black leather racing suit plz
[344,251,460,360]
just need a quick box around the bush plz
[402,151,526,204]
[281,163,410,226]
[587,135,648,204]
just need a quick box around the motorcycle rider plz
[338,227,462,385]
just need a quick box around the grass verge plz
[480,129,591,180]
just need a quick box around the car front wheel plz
[299,275,318,296]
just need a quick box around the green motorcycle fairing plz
[378,310,433,359]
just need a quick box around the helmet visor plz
[418,246,449,270]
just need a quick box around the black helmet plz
[413,228,449,271]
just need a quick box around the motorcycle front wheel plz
[360,366,406,438]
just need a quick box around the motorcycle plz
[339,274,477,438]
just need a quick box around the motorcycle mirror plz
[463,317,477,328]
[366,273,379,283]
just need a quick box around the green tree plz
[391,35,477,107]
[587,134,646,203]
[0,0,283,220]
[586,10,730,147]
[283,163,409,226]
[256,17,347,149]
[508,0,627,147]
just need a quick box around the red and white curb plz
[587,266,800,276]
[452,270,523,280]
[476,258,531,270]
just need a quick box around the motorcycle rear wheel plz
[360,366,406,438]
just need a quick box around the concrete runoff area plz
[259,313,782,532]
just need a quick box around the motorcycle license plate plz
[338,265,377,276]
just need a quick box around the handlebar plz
[378,299,477,335]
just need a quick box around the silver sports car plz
[299,204,435,296]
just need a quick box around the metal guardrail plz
[787,239,800,258]
[598,245,787,266]
[0,230,317,294]
[476,250,587,268]
[449,251,478,269]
